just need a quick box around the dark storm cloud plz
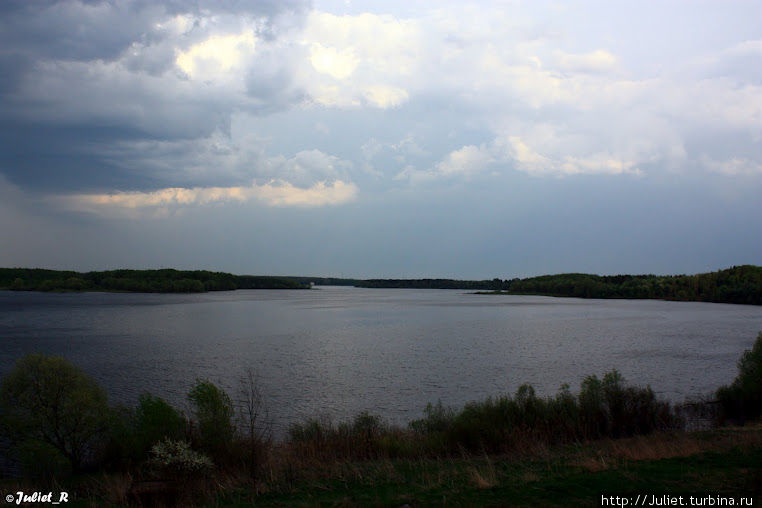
[0,0,311,192]
[0,0,309,61]
[0,124,167,192]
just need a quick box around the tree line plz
[493,265,762,305]
[2,265,760,304]
[0,268,308,293]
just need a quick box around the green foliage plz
[358,278,504,290]
[409,401,455,434]
[0,354,111,470]
[288,412,392,460]
[2,265,759,303]
[17,439,72,478]
[0,268,308,293]
[316,265,762,303]
[106,394,187,466]
[187,380,235,456]
[409,371,680,455]
[136,393,186,448]
[504,265,762,305]
[717,332,762,423]
[287,372,681,462]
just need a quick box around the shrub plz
[0,354,111,471]
[410,401,455,435]
[717,332,762,423]
[147,439,213,478]
[287,412,391,461]
[409,371,680,455]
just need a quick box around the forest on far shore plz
[0,268,307,293]
[476,264,762,305]
[0,265,760,305]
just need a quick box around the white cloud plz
[269,149,353,187]
[297,11,421,108]
[416,129,643,181]
[255,180,358,206]
[62,179,358,216]
[506,136,639,176]
[435,145,493,175]
[555,49,618,74]
[362,85,408,108]
[309,42,360,79]
[176,31,258,80]
[701,156,762,176]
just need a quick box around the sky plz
[0,0,760,279]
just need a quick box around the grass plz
[3,425,760,506]
[216,425,762,507]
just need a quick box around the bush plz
[105,394,187,467]
[717,332,762,423]
[409,371,680,455]
[147,439,213,479]
[288,412,391,460]
[0,354,111,471]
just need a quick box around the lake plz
[1,287,761,434]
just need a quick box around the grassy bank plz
[219,426,762,507]
[3,426,760,506]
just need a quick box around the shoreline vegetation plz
[0,268,309,293]
[1,333,761,505]
[0,264,760,305]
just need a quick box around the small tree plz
[717,332,762,423]
[237,369,271,475]
[135,393,186,452]
[0,354,111,471]
[187,380,234,456]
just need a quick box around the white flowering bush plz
[148,438,213,477]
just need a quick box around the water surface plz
[1,287,761,432]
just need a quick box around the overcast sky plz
[0,0,760,278]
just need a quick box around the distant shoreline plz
[469,265,761,306]
[0,268,309,293]
[1,265,760,305]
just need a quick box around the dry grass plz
[519,471,540,483]
[571,424,762,472]
[81,472,132,505]
[468,457,497,489]
[572,452,611,472]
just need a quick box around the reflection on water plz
[1,287,761,433]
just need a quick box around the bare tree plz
[236,368,271,476]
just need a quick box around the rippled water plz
[2,287,761,432]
